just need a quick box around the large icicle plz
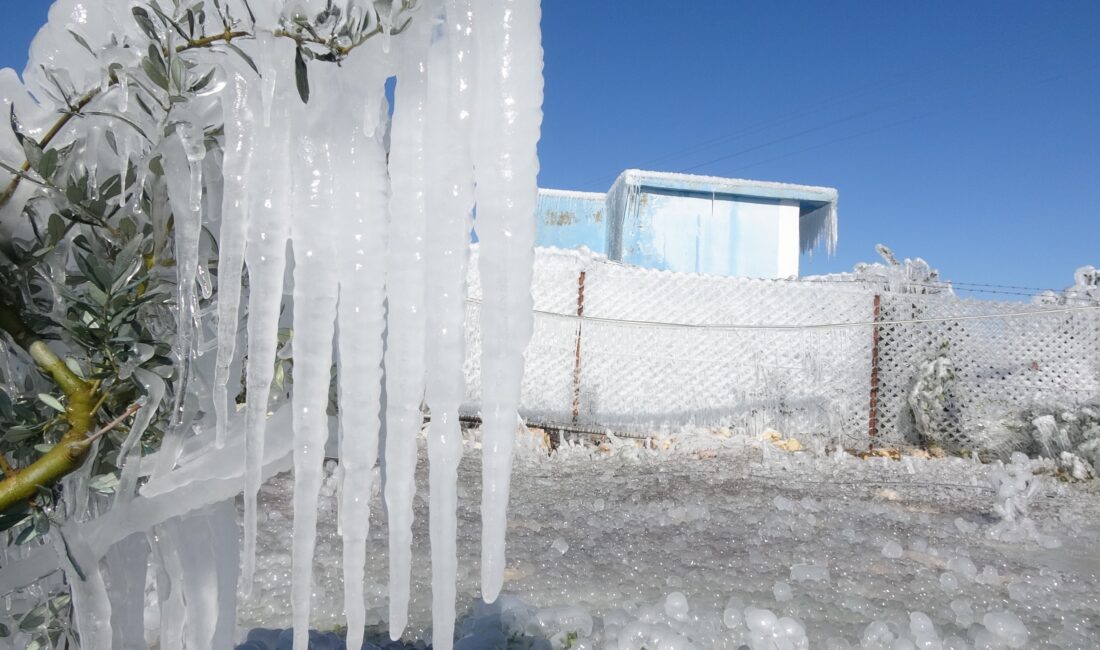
[423,1,477,647]
[336,50,392,650]
[472,0,544,603]
[213,70,257,449]
[382,13,433,641]
[288,64,341,650]
[240,34,295,590]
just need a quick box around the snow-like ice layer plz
[239,427,1100,649]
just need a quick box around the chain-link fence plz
[463,248,1100,453]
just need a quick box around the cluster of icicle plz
[227,3,542,650]
[2,0,542,649]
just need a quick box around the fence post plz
[571,270,587,424]
[867,293,882,447]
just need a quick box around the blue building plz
[536,169,838,279]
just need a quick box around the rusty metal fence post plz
[867,293,882,447]
[571,270,587,424]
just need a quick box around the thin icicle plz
[241,34,295,591]
[472,0,544,603]
[114,368,165,504]
[382,13,433,639]
[336,53,391,650]
[214,71,257,449]
[423,2,476,647]
[163,118,206,430]
[288,65,341,649]
[55,526,112,650]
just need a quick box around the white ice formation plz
[1,1,543,648]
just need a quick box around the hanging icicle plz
[471,0,544,604]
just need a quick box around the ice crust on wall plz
[2,0,543,647]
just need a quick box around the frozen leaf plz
[37,393,65,413]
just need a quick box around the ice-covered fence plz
[875,293,1100,453]
[463,248,1100,451]
[464,248,877,445]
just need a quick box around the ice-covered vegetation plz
[2,0,540,648]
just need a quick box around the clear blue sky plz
[3,2,1097,298]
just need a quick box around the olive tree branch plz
[0,302,102,512]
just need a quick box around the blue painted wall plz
[535,189,608,254]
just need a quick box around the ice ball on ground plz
[890,639,916,650]
[776,616,807,641]
[949,599,974,628]
[976,565,1000,585]
[744,607,778,633]
[939,572,958,592]
[909,611,934,638]
[861,620,895,648]
[535,605,594,638]
[882,541,904,559]
[947,556,977,581]
[551,537,569,555]
[941,636,967,650]
[773,581,793,602]
[722,596,746,629]
[664,591,690,622]
[982,610,1029,648]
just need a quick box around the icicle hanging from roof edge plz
[213,71,258,449]
[382,8,434,638]
[472,0,544,604]
[423,0,477,646]
[798,201,838,257]
[334,46,391,650]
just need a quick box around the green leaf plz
[14,522,40,545]
[105,129,119,156]
[47,213,65,244]
[190,67,217,93]
[169,55,187,92]
[147,2,190,40]
[142,55,170,91]
[225,42,260,76]
[9,105,26,146]
[37,393,65,413]
[241,0,256,25]
[65,357,85,379]
[18,603,47,630]
[68,29,96,56]
[84,111,151,142]
[21,137,43,171]
[132,6,159,40]
[88,473,120,494]
[37,148,59,179]
[294,46,310,103]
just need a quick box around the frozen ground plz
[236,427,1100,649]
